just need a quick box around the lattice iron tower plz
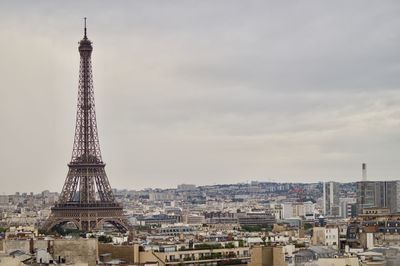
[44,19,131,233]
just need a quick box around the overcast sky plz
[1,1,400,193]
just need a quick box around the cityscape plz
[2,173,400,265]
[2,2,400,266]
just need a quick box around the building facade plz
[356,181,400,214]
[323,182,340,216]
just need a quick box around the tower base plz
[43,202,131,233]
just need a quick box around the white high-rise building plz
[323,181,340,216]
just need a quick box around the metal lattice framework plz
[44,20,131,233]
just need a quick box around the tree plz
[98,235,113,243]
[304,223,313,230]
[225,242,235,248]
[38,228,47,235]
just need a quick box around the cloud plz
[0,1,400,193]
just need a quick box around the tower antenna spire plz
[84,17,87,38]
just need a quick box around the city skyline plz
[1,1,400,193]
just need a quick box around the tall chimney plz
[362,163,367,181]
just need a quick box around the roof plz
[9,250,27,257]
[308,246,338,256]
[295,249,315,257]
[358,251,384,256]
[247,237,263,243]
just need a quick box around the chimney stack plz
[362,163,367,181]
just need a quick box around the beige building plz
[99,243,250,265]
[0,237,251,266]
[317,257,359,266]
[184,214,205,224]
[312,226,339,248]
[248,245,289,266]
[0,238,98,266]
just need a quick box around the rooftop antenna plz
[84,17,87,39]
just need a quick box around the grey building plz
[356,181,376,213]
[386,181,400,213]
[237,212,276,227]
[356,181,400,214]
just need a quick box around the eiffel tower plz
[44,19,131,233]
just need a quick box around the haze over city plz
[2,1,400,193]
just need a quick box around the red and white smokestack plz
[362,163,367,181]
